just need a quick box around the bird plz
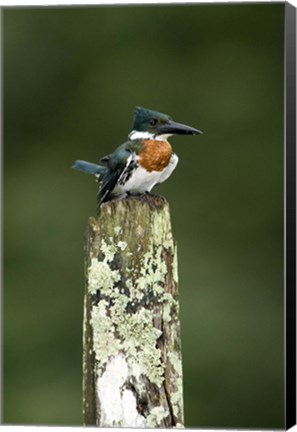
[72,106,202,208]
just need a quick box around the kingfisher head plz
[128,106,202,141]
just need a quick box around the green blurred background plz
[3,3,285,428]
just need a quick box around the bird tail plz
[72,160,105,178]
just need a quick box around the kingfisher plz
[72,107,202,207]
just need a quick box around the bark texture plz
[83,195,183,427]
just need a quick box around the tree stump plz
[83,195,184,428]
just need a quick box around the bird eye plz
[149,118,157,126]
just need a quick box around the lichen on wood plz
[83,195,184,428]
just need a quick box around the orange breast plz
[139,140,172,172]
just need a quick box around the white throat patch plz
[128,130,173,141]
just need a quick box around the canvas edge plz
[285,1,297,430]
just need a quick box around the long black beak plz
[158,120,202,135]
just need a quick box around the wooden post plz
[83,195,184,428]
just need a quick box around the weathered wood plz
[83,195,183,427]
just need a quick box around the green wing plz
[97,141,141,207]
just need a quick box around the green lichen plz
[91,300,122,369]
[89,234,168,386]
[88,258,121,295]
[163,302,172,323]
[146,406,170,427]
[172,247,179,284]
[117,241,127,250]
[101,238,118,261]
[92,299,164,386]
[168,352,184,418]
[162,292,178,323]
[151,207,174,250]
[136,243,167,296]
[88,236,122,295]
[114,226,122,235]
[119,308,164,386]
